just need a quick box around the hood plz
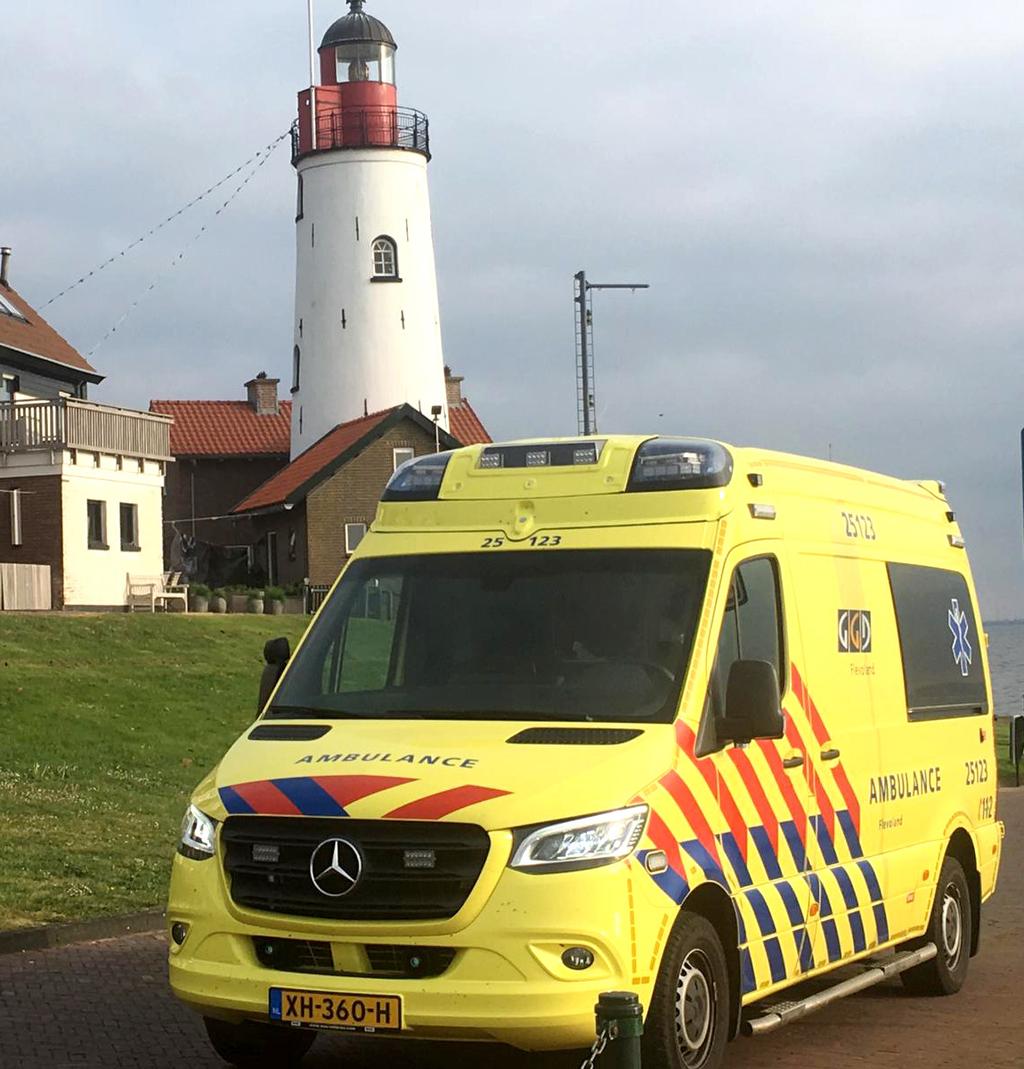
[200,718,674,831]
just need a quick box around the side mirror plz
[258,637,291,712]
[718,659,784,744]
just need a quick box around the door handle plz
[820,747,841,761]
[782,755,804,770]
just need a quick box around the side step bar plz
[742,943,937,1036]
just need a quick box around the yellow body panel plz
[168,436,1003,1050]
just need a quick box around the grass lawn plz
[0,613,308,931]
[996,716,1023,786]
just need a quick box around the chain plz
[579,1026,610,1069]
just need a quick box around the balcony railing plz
[292,106,430,162]
[0,398,172,461]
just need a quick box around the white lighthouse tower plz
[289,1,449,457]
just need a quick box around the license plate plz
[269,988,402,1032]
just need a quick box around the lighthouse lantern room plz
[290,1,448,457]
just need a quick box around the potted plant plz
[265,587,286,616]
[246,589,265,615]
[282,581,305,615]
[225,585,249,613]
[190,583,211,614]
[209,588,228,614]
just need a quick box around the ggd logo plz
[838,609,872,653]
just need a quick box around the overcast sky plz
[4,2,1024,618]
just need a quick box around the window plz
[119,503,139,551]
[371,236,399,280]
[708,556,784,721]
[87,500,107,550]
[345,522,367,554]
[10,489,22,546]
[392,447,415,471]
[295,175,303,221]
[292,346,301,393]
[272,550,711,722]
[0,292,26,322]
[888,563,987,720]
[267,531,279,586]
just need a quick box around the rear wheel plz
[203,1017,317,1067]
[643,912,730,1069]
[900,855,972,996]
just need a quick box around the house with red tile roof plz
[0,246,171,609]
[149,366,489,589]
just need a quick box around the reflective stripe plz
[219,785,255,815]
[384,784,510,820]
[751,827,783,880]
[272,776,347,817]
[721,832,753,887]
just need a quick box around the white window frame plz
[392,446,415,472]
[371,236,398,279]
[345,522,367,555]
[10,488,23,546]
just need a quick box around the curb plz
[0,909,166,957]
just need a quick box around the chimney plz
[245,371,280,415]
[0,247,10,288]
[444,365,464,407]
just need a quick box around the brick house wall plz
[162,455,288,565]
[0,475,64,607]
[248,505,309,590]
[305,420,438,586]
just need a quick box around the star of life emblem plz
[947,598,973,677]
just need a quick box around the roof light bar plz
[627,439,733,492]
[477,441,605,470]
[381,451,452,501]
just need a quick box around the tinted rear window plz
[887,563,987,720]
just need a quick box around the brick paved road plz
[1,791,1019,1069]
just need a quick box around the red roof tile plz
[448,398,491,445]
[149,399,292,457]
[235,408,396,512]
[0,284,99,377]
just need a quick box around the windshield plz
[270,549,710,724]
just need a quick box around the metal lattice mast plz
[573,270,650,436]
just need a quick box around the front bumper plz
[167,839,665,1051]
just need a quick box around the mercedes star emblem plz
[309,837,363,897]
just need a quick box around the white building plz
[0,247,171,610]
[289,0,449,457]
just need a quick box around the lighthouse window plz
[335,42,395,86]
[371,236,399,280]
[295,176,303,221]
[292,346,301,392]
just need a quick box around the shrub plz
[190,583,212,599]
[265,587,286,602]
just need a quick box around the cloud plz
[5,1,1024,616]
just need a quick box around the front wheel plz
[643,912,730,1069]
[900,855,972,996]
[203,1017,317,1067]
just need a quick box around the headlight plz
[178,804,218,861]
[509,805,647,873]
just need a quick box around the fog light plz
[561,946,595,971]
[170,922,190,946]
[644,850,668,874]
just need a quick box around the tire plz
[642,912,730,1069]
[203,1017,317,1067]
[900,855,972,996]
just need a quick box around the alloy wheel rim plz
[940,882,963,968]
[675,948,715,1067]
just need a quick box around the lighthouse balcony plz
[292,105,430,162]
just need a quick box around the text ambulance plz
[168,436,1003,1069]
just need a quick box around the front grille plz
[222,817,491,921]
[252,937,457,979]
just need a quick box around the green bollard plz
[593,991,643,1069]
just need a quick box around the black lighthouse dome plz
[321,0,396,50]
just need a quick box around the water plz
[985,621,1024,719]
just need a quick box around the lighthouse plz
[289,1,449,457]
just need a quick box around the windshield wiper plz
[266,704,373,720]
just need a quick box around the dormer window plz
[371,236,400,282]
[0,292,26,322]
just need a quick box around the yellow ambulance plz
[168,436,1003,1069]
